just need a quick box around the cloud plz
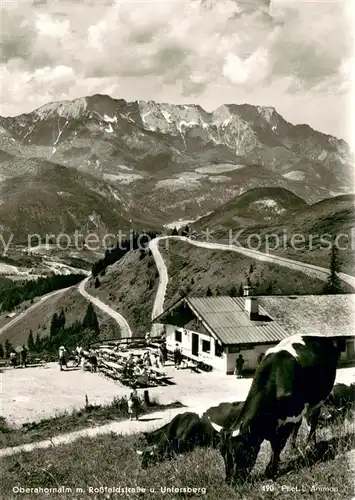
[0,0,352,140]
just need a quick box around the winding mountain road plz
[78,277,132,337]
[3,235,353,340]
[149,236,355,332]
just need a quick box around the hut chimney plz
[243,286,259,319]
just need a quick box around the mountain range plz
[0,94,353,241]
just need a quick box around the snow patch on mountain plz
[195,164,246,174]
[251,199,286,214]
[103,114,117,124]
[52,120,69,153]
[177,120,199,133]
[156,172,206,191]
[103,173,143,184]
[119,113,135,123]
[161,110,172,123]
[257,106,275,123]
[208,175,231,183]
[283,171,305,181]
[88,213,101,226]
[35,98,88,120]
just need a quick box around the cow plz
[136,402,245,468]
[317,382,354,427]
[136,412,210,468]
[289,382,355,449]
[209,334,345,484]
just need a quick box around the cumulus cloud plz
[0,0,352,139]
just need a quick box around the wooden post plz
[144,390,150,407]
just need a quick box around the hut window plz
[175,330,182,343]
[215,342,224,357]
[202,340,211,353]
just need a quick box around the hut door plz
[192,333,199,357]
[346,340,355,360]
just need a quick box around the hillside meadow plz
[87,249,159,336]
[0,286,120,348]
[159,239,337,309]
[1,425,354,500]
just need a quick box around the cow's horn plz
[136,450,143,455]
[208,417,223,433]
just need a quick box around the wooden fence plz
[94,341,173,388]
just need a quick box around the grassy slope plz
[0,287,120,348]
[160,240,333,309]
[86,249,159,336]
[1,429,353,500]
[193,194,355,276]
[0,398,183,450]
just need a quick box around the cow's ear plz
[209,419,223,434]
[231,428,240,438]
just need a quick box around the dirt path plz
[0,406,186,459]
[149,238,169,336]
[78,276,132,337]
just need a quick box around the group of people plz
[145,332,168,366]
[58,345,98,372]
[122,346,166,381]
[9,346,27,368]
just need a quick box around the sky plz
[0,0,354,142]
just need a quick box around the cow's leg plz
[306,406,321,448]
[265,425,293,479]
[290,420,302,450]
[219,438,233,484]
[224,451,234,484]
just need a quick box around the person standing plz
[143,351,151,369]
[75,345,83,367]
[20,346,27,368]
[128,388,139,421]
[59,346,68,371]
[159,342,167,367]
[236,354,245,379]
[10,350,17,368]
[174,344,182,370]
[89,349,98,373]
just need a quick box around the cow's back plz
[167,412,201,441]
[202,402,244,429]
[148,412,202,448]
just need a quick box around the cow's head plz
[136,444,159,468]
[209,419,260,484]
